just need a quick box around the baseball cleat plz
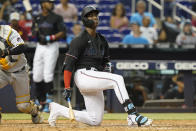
[127,113,152,127]
[48,102,62,127]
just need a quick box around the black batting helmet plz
[81,5,99,28]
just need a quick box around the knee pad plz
[89,114,102,126]
[16,101,39,116]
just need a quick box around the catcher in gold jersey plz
[0,25,43,124]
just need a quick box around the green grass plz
[1,113,196,120]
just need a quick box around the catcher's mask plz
[81,5,99,29]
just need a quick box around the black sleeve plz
[31,16,39,37]
[101,35,110,66]
[6,44,27,55]
[64,36,87,72]
[103,42,110,64]
[56,15,66,33]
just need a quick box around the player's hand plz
[62,88,71,101]
[39,35,47,45]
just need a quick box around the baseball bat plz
[67,97,75,121]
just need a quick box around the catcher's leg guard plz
[16,101,43,124]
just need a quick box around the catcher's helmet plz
[81,5,99,28]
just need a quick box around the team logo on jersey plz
[40,22,53,28]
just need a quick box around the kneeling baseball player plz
[0,25,43,124]
[48,5,152,127]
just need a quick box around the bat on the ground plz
[67,97,75,122]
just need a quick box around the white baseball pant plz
[53,68,129,125]
[33,42,59,83]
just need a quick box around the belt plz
[12,66,26,73]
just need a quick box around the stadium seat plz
[107,35,122,43]
[98,0,118,5]
[97,28,113,35]
[64,22,74,34]
[121,29,131,35]
[65,22,74,28]
[76,0,95,5]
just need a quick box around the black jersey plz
[65,30,110,72]
[32,12,66,38]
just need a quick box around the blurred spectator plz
[19,12,33,41]
[192,16,196,27]
[158,16,180,43]
[140,16,158,44]
[130,0,156,28]
[66,22,82,44]
[9,12,28,41]
[0,0,19,23]
[176,20,196,45]
[122,21,149,44]
[161,74,184,99]
[54,0,78,23]
[110,3,129,31]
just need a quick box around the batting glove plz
[39,35,47,45]
[62,88,71,101]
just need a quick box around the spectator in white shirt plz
[140,16,158,44]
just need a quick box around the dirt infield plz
[0,119,196,131]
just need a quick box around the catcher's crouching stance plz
[0,25,43,124]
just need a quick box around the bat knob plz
[67,97,71,102]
